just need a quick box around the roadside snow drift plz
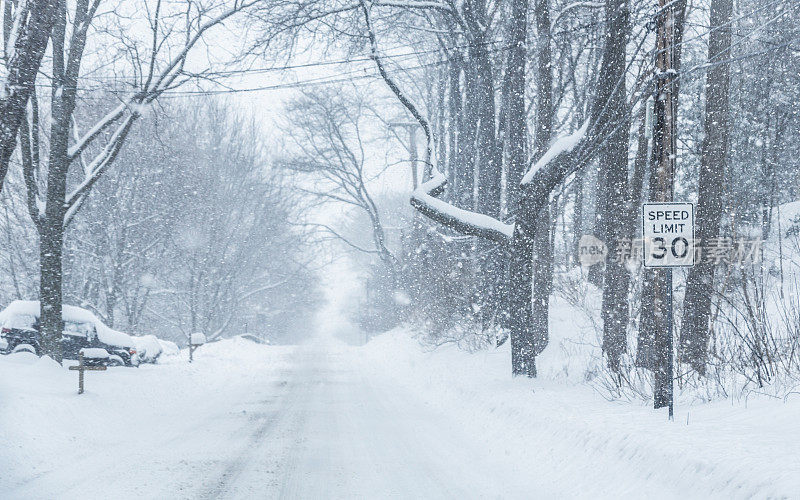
[357,328,800,498]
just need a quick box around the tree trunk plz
[594,0,631,372]
[456,62,477,210]
[39,221,64,361]
[447,56,463,202]
[629,105,648,222]
[572,168,585,266]
[679,0,732,374]
[472,31,502,316]
[509,199,536,376]
[527,0,553,374]
[497,0,533,371]
[504,0,529,206]
[531,203,553,353]
[38,1,80,360]
[0,0,60,192]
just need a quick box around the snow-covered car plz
[133,335,164,363]
[0,301,139,366]
[157,338,179,357]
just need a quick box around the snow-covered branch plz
[61,1,258,227]
[552,2,604,28]
[518,120,593,228]
[520,119,589,185]
[410,171,513,244]
[64,113,138,226]
[375,0,452,12]
[67,102,127,161]
[147,0,259,98]
[68,1,256,166]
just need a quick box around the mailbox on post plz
[69,349,108,394]
[189,333,206,363]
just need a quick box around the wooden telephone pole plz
[651,0,680,419]
[389,121,420,190]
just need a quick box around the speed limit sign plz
[642,202,695,267]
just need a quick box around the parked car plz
[157,338,179,357]
[0,301,139,366]
[133,335,163,363]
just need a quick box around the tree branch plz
[410,171,513,243]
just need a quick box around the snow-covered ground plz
[360,329,800,498]
[0,338,297,498]
[1,329,798,498]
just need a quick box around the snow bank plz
[132,334,163,362]
[157,338,179,357]
[358,320,800,498]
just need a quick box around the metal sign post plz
[648,0,684,421]
[642,202,695,420]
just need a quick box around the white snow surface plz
[157,338,180,356]
[1,326,798,498]
[0,300,134,347]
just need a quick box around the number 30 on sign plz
[642,202,695,268]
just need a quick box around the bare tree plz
[281,87,398,271]
[21,0,255,360]
[379,0,644,375]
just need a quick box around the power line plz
[51,37,505,83]
[35,41,515,98]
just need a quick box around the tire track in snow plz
[200,379,298,499]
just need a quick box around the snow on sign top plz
[80,348,109,359]
[642,202,695,268]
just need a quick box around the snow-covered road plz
[2,333,798,499]
[2,338,533,499]
[203,342,535,499]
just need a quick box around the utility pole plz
[390,120,424,270]
[389,121,420,189]
[651,0,678,419]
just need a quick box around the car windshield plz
[1,314,36,331]
[63,321,94,338]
